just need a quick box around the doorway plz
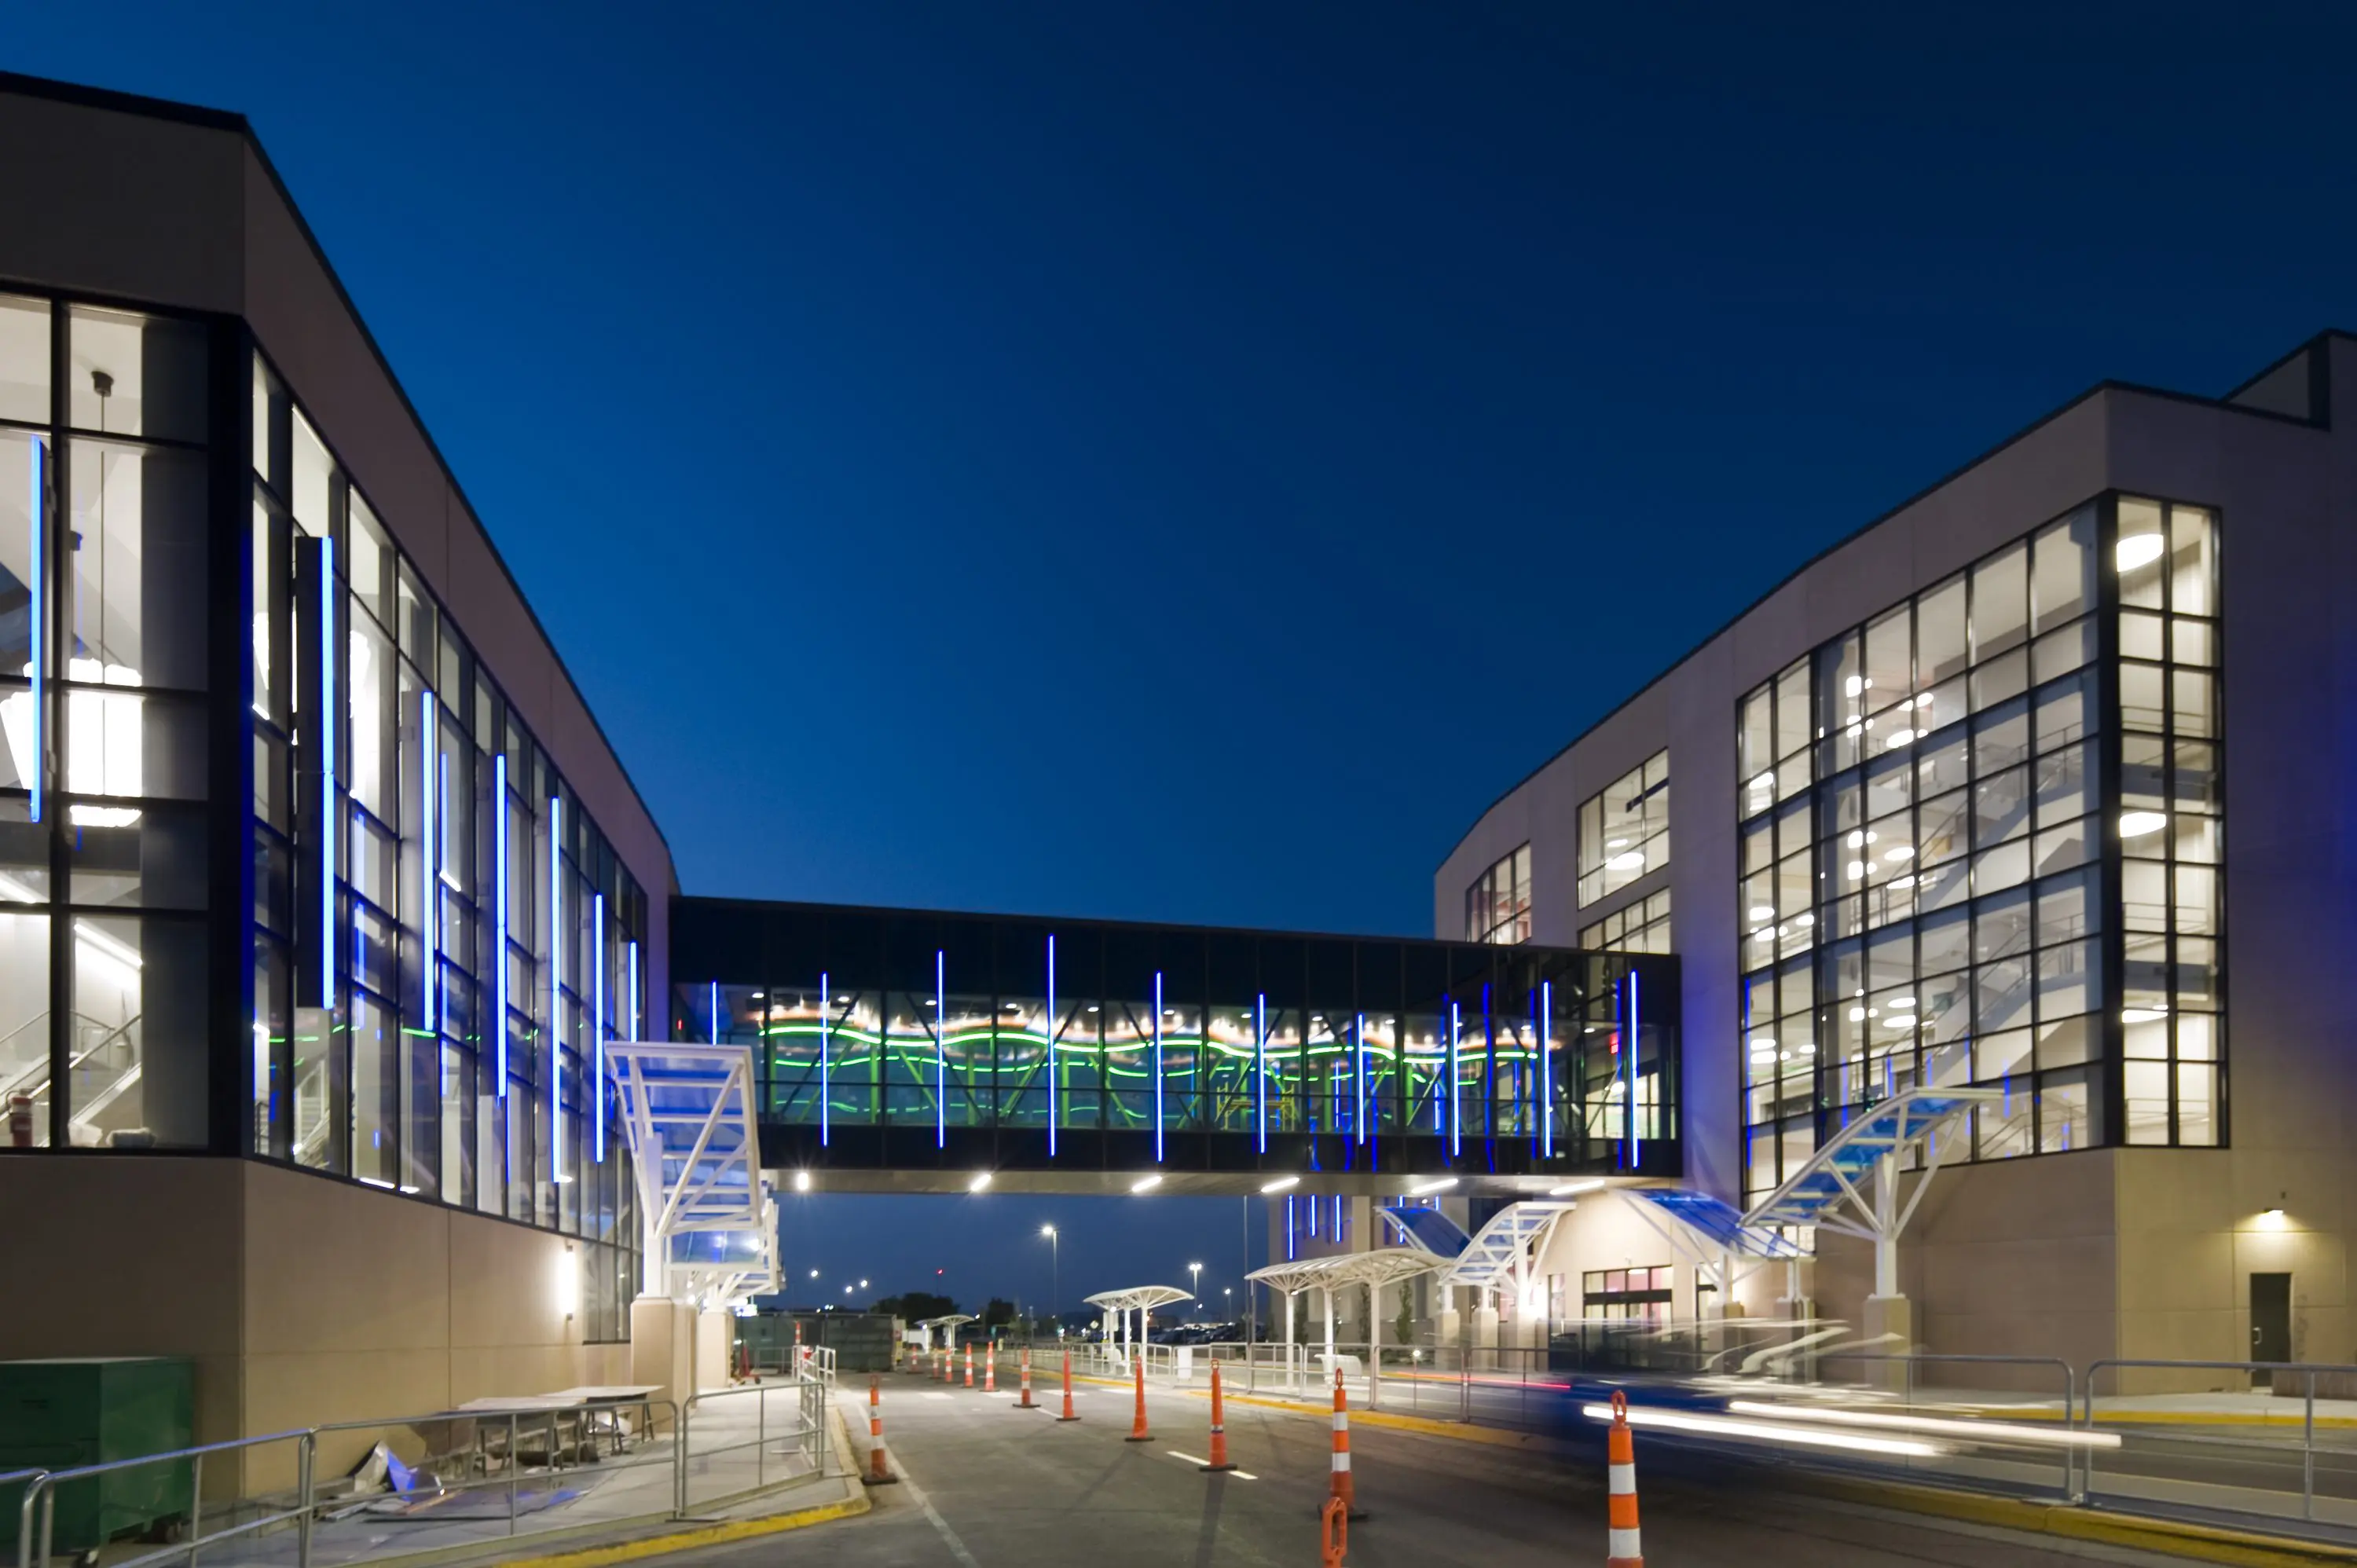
[2250,1272,2292,1379]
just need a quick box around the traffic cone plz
[1320,1496,1348,1568]
[1201,1362,1236,1472]
[1607,1390,1642,1567]
[1124,1353,1153,1442]
[985,1343,998,1394]
[965,1345,975,1388]
[863,1376,898,1486]
[1057,1349,1080,1422]
[1326,1366,1365,1519]
[1015,1349,1036,1409]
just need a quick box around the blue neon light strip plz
[549,794,562,1183]
[1331,1195,1340,1239]
[26,439,38,825]
[1539,980,1552,1159]
[1626,970,1640,1166]
[1354,1013,1366,1145]
[1285,1194,1296,1260]
[593,892,606,1163]
[493,754,508,1095]
[935,949,946,1149]
[819,971,830,1147]
[1046,936,1056,1158]
[1433,995,1452,1155]
[320,537,335,1009]
[422,695,438,1034]
[628,940,640,1040]
[1153,971,1164,1163]
[1255,993,1267,1155]
[709,980,720,1041]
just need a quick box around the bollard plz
[1321,1495,1348,1568]
[1326,1366,1365,1519]
[1607,1390,1641,1567]
[864,1376,898,1486]
[986,1343,998,1394]
[1016,1348,1036,1409]
[1058,1348,1080,1422]
[966,1345,976,1389]
[1202,1362,1237,1472]
[1124,1353,1153,1442]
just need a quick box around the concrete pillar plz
[1474,1295,1501,1372]
[1283,1291,1298,1390]
[695,1308,731,1392]
[1367,1280,1382,1410]
[1435,1283,1461,1365]
[629,1295,695,1429]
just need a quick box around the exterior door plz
[2251,1273,2293,1372]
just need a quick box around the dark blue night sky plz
[16,2,2355,1309]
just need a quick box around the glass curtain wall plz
[1464,844,1530,944]
[1735,498,2223,1206]
[1578,751,1669,906]
[0,295,211,1151]
[1580,891,1670,954]
[675,910,1680,1176]
[247,350,643,1337]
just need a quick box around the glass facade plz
[1464,844,1530,944]
[1580,890,1671,955]
[1736,498,2223,1204]
[1578,751,1668,906]
[672,902,1681,1178]
[0,288,645,1339]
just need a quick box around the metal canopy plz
[1623,1188,1802,1262]
[607,1039,780,1310]
[1245,1251,1444,1293]
[915,1313,978,1328]
[1082,1285,1197,1314]
[1377,1206,1473,1257]
[1438,1201,1573,1294]
[1743,1087,1996,1235]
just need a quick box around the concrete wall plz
[0,1156,631,1493]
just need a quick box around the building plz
[0,72,674,1473]
[1439,328,2357,1371]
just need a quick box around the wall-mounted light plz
[794,1170,812,1192]
[555,1242,578,1322]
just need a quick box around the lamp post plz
[1042,1223,1060,1330]
[1189,1260,1203,1306]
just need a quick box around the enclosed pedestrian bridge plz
[669,899,1681,1193]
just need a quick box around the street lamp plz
[1189,1260,1202,1309]
[1041,1224,1060,1327]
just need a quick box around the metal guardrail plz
[2080,1357,2357,1524]
[10,1369,837,1568]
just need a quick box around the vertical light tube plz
[320,537,335,1009]
[26,439,39,824]
[422,695,438,1035]
[1045,935,1056,1158]
[550,793,563,1185]
[1539,980,1553,1160]
[1255,993,1267,1155]
[1331,1195,1340,1239]
[709,980,720,1042]
[1625,970,1641,1167]
[819,971,830,1147]
[493,754,508,1094]
[628,940,640,1041]
[1354,1012,1366,1146]
[1433,995,1452,1155]
[935,949,946,1149]
[1152,971,1164,1163]
[593,892,606,1163]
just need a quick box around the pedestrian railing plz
[2080,1357,2357,1528]
[10,1368,838,1568]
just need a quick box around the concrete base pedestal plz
[631,1295,698,1429]
[1862,1294,1913,1391]
[1435,1306,1461,1363]
[1472,1306,1500,1370]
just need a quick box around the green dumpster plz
[0,1358,195,1554]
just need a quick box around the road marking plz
[1164,1450,1255,1479]
[896,1466,983,1568]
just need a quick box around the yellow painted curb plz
[484,1490,871,1568]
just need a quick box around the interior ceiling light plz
[1406,1176,1457,1196]
[970,1171,993,1192]
[1131,1174,1164,1193]
[2119,809,2168,837]
[2121,1006,2169,1024]
[2116,534,2165,571]
[1607,852,1645,871]
[1259,1174,1301,1192]
[1549,1179,1605,1197]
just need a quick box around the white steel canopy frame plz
[607,1040,781,1310]
[1438,1200,1573,1312]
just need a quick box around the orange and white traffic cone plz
[985,1343,998,1394]
[965,1345,975,1388]
[1015,1349,1036,1409]
[863,1376,898,1486]
[1607,1390,1642,1567]
[1320,1496,1348,1568]
[1327,1366,1365,1519]
[1201,1362,1236,1472]
[1124,1353,1153,1442]
[1057,1349,1080,1422]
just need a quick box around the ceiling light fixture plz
[2119,810,2168,837]
[1131,1174,1163,1193]
[1549,1179,1605,1197]
[2116,534,2165,571]
[970,1172,993,1193]
[794,1171,812,1192]
[1406,1176,1457,1196]
[1259,1175,1301,1193]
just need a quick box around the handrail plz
[2080,1357,2357,1517]
[682,1371,830,1504]
[0,1009,143,1103]
[17,1428,307,1568]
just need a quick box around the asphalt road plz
[656,1375,2193,1568]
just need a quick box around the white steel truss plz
[607,1039,780,1310]
[1437,1200,1573,1304]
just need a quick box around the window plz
[1581,890,1670,954]
[1583,1265,1673,1323]
[1464,843,1530,944]
[1734,498,2216,1204]
[1578,751,1669,905]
